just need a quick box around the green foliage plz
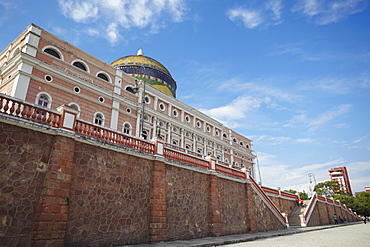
[334,192,370,216]
[299,190,309,200]
[314,180,342,197]
[284,189,310,200]
[284,189,297,195]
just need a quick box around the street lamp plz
[308,173,317,193]
[133,66,147,139]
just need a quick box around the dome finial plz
[137,47,144,56]
[137,41,144,55]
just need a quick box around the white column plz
[167,123,172,143]
[180,129,185,148]
[152,117,157,139]
[167,104,172,117]
[135,109,141,137]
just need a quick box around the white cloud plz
[227,0,284,29]
[299,76,370,95]
[286,104,352,131]
[292,0,368,25]
[256,135,291,145]
[308,104,351,131]
[106,23,120,45]
[86,27,100,36]
[0,0,17,9]
[256,154,348,192]
[227,7,264,29]
[57,0,187,43]
[58,0,99,23]
[266,0,284,23]
[199,95,264,122]
[296,138,315,143]
[297,159,345,172]
[353,135,370,143]
[220,79,300,103]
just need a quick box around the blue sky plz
[1,0,369,194]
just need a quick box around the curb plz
[117,222,362,247]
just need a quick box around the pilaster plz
[32,136,75,247]
[149,161,167,243]
[246,183,257,233]
[208,174,223,237]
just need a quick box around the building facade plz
[0,23,255,174]
[328,166,352,195]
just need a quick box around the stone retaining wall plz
[0,121,359,246]
[307,201,358,226]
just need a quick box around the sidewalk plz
[117,222,361,247]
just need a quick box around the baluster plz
[45,112,52,127]
[83,123,88,136]
[41,111,47,123]
[15,102,21,117]
[9,100,15,116]
[0,96,3,111]
[3,98,9,113]
[54,114,60,127]
[87,124,92,136]
[22,104,30,120]
[75,121,81,134]
[36,109,42,122]
[31,108,37,121]
[85,124,90,137]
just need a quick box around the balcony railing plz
[0,95,60,127]
[3,94,358,227]
[0,94,244,180]
[75,120,155,154]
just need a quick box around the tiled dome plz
[111,49,177,97]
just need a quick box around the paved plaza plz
[224,222,369,247]
[119,222,367,247]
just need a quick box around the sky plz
[1,0,369,194]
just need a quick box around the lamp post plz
[133,66,147,139]
[156,122,162,138]
[308,173,317,196]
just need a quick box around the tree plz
[313,180,342,197]
[334,192,370,216]
[299,190,309,200]
[284,189,297,195]
[284,189,310,200]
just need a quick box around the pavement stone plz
[116,222,362,247]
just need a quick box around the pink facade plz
[0,23,255,174]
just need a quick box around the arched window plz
[123,123,131,135]
[94,113,104,126]
[43,46,64,60]
[44,48,61,59]
[38,95,49,107]
[72,60,89,72]
[35,92,52,108]
[97,72,110,82]
[125,86,137,94]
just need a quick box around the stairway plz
[288,203,307,227]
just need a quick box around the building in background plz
[0,23,255,175]
[328,166,352,195]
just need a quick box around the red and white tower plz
[328,166,352,195]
